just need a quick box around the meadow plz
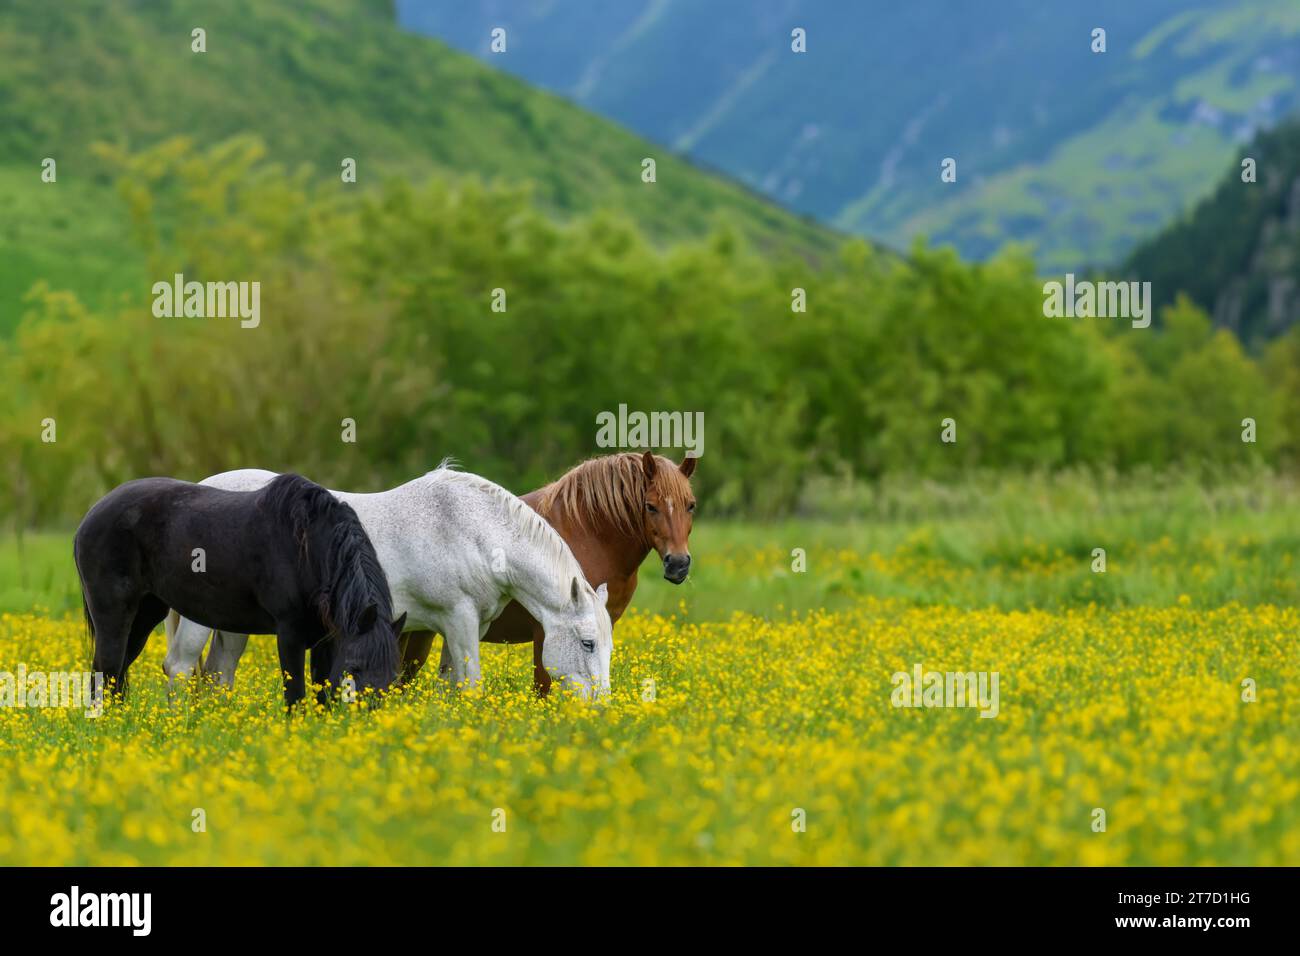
[1,469,1297,865]
[5,0,1298,871]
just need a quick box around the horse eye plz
[687,503,696,513]
[581,639,596,653]
[645,503,658,514]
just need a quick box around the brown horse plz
[397,451,698,693]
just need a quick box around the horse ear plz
[571,576,582,605]
[641,450,657,481]
[357,603,378,632]
[596,582,609,606]
[679,455,698,478]
[391,611,408,633]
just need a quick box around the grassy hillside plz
[1122,118,1300,345]
[400,0,1300,271]
[889,1,1300,274]
[0,0,836,332]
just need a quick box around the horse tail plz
[73,536,95,659]
[80,591,95,659]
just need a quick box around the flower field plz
[1,592,1297,865]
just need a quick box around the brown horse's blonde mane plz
[536,453,692,538]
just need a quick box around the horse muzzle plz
[663,553,691,584]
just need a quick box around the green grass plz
[12,469,1299,621]
[0,532,79,616]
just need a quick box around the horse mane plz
[536,453,692,537]
[260,473,393,636]
[424,462,586,586]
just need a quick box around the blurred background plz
[3,0,1300,556]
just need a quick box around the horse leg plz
[91,610,134,697]
[163,614,211,690]
[162,608,180,659]
[441,605,482,691]
[310,640,337,707]
[437,638,453,682]
[532,626,552,698]
[397,629,436,686]
[88,591,138,697]
[276,628,309,712]
[202,631,249,689]
[122,596,168,687]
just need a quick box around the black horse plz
[74,473,404,708]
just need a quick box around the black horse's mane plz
[260,473,393,637]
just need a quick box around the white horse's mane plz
[422,460,586,588]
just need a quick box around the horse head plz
[310,499,404,700]
[638,452,697,584]
[338,606,406,699]
[541,578,612,699]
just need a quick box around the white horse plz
[163,464,613,697]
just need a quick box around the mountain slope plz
[1123,118,1300,344]
[398,0,1300,270]
[0,0,836,328]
